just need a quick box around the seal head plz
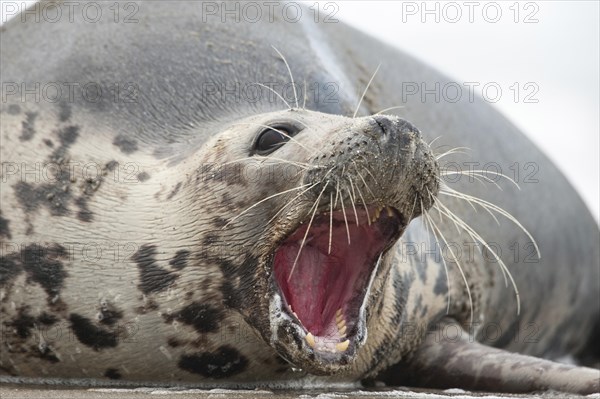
[216,109,439,375]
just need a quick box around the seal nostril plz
[371,116,392,136]
[374,120,386,135]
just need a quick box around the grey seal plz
[1,0,598,394]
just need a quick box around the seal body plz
[1,1,598,393]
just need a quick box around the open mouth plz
[273,204,403,356]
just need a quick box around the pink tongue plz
[274,223,382,336]
[275,242,331,334]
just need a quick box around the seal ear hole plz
[253,125,299,156]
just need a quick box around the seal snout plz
[302,114,438,220]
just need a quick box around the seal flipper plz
[381,319,600,394]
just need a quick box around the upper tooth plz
[386,206,393,217]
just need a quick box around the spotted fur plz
[0,1,598,394]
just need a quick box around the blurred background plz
[2,1,598,221]
[305,1,599,221]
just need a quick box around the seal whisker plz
[420,201,452,314]
[441,170,521,191]
[424,207,473,323]
[362,164,384,192]
[219,155,313,170]
[253,82,292,109]
[287,182,330,282]
[428,135,443,147]
[263,157,316,170]
[328,191,334,254]
[302,78,308,109]
[286,117,311,130]
[339,191,351,245]
[441,171,502,191]
[353,63,381,118]
[352,163,377,201]
[440,186,540,257]
[435,147,471,160]
[373,105,405,116]
[440,186,501,225]
[352,176,372,226]
[223,183,312,229]
[433,197,507,284]
[346,182,360,226]
[434,200,522,315]
[271,45,299,109]
[334,180,341,209]
[265,182,320,227]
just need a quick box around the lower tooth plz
[305,333,315,348]
[335,339,350,352]
[339,325,347,336]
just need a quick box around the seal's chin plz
[272,204,403,362]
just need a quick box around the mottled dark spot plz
[105,160,118,171]
[82,176,103,196]
[7,104,20,115]
[221,192,234,207]
[433,267,447,295]
[58,101,71,122]
[38,343,60,363]
[19,112,37,141]
[113,135,138,154]
[43,139,54,147]
[168,302,223,334]
[75,196,93,222]
[0,212,11,239]
[51,125,79,161]
[390,267,408,326]
[14,182,42,214]
[221,281,241,309]
[167,337,181,348]
[14,126,81,216]
[69,313,117,350]
[9,307,36,338]
[169,250,190,270]
[200,276,212,291]
[137,172,150,182]
[211,217,228,228]
[98,302,124,326]
[178,345,248,378]
[21,244,68,299]
[132,244,177,294]
[104,368,121,379]
[0,254,21,286]
[202,234,218,247]
[417,262,427,283]
[37,312,58,325]
[217,259,237,278]
[166,182,182,200]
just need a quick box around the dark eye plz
[254,126,294,155]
